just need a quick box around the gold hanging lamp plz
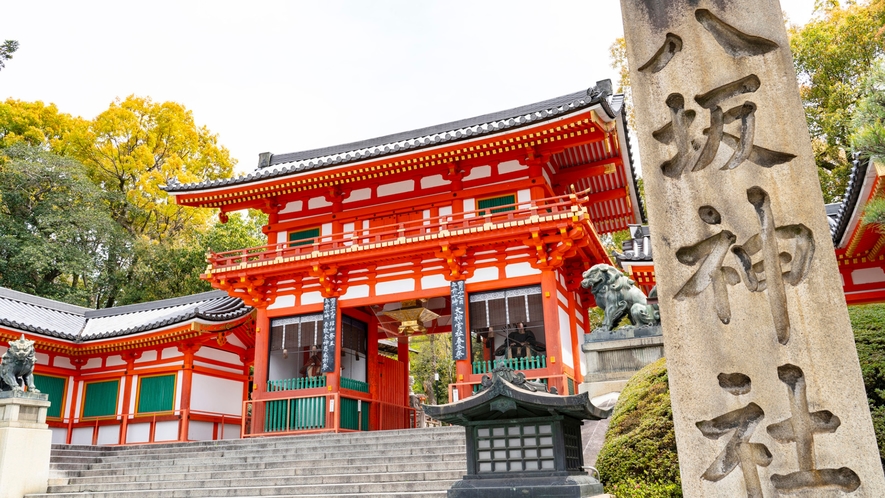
[381,299,440,335]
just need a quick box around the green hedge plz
[596,304,885,497]
[595,358,681,497]
[847,303,885,468]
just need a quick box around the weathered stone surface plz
[619,1,885,496]
[0,396,51,498]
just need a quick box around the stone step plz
[46,469,464,494]
[34,426,466,497]
[49,427,462,453]
[50,445,466,473]
[53,460,467,486]
[28,477,456,497]
[52,438,464,464]
[49,435,464,462]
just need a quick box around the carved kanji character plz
[766,364,861,493]
[732,187,814,345]
[674,206,741,324]
[697,373,772,498]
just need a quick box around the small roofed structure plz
[423,365,611,498]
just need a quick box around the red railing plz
[53,409,242,445]
[207,189,595,272]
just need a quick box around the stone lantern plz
[423,365,612,498]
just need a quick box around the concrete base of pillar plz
[0,392,52,498]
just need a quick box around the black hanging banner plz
[451,280,468,360]
[321,297,338,373]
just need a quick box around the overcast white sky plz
[0,1,815,174]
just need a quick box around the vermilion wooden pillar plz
[540,268,564,395]
[118,352,141,444]
[178,344,200,441]
[250,306,270,434]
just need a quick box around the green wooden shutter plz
[478,195,515,215]
[289,228,320,247]
[83,380,119,418]
[137,374,176,413]
[33,374,65,419]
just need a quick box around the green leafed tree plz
[119,210,267,306]
[0,40,18,71]
[0,144,121,306]
[789,0,885,201]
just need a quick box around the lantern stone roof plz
[163,81,624,194]
[0,287,251,342]
[423,366,611,423]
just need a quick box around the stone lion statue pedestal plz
[579,264,664,399]
[0,335,52,498]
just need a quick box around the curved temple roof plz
[0,287,251,342]
[423,368,611,423]
[163,81,622,194]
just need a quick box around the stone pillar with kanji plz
[619,1,885,496]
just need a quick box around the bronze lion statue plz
[581,264,659,332]
[0,335,39,393]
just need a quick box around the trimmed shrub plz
[595,357,681,497]
[847,303,885,468]
[595,305,885,497]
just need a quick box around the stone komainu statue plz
[0,335,39,393]
[581,263,660,332]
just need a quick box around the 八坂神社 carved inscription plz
[620,1,885,496]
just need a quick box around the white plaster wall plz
[154,421,179,442]
[161,347,180,360]
[97,424,121,445]
[279,200,302,214]
[852,267,885,285]
[126,422,150,443]
[83,358,101,369]
[73,381,83,420]
[54,356,74,369]
[558,305,574,368]
[505,262,541,278]
[322,223,333,237]
[129,375,138,415]
[347,188,372,203]
[463,198,476,217]
[193,361,243,375]
[70,427,92,445]
[139,350,158,363]
[188,421,215,441]
[421,175,449,189]
[309,197,331,209]
[191,374,243,415]
[63,376,74,419]
[439,206,452,218]
[340,353,367,383]
[517,189,531,208]
[269,294,296,310]
[343,284,369,300]
[378,180,414,197]
[35,353,49,366]
[421,274,449,290]
[50,427,67,444]
[175,372,183,411]
[301,291,323,305]
[467,267,498,284]
[222,424,241,439]
[196,348,241,366]
[464,165,491,181]
[276,231,287,244]
[499,160,527,174]
[226,335,246,349]
[105,356,126,367]
[376,279,415,296]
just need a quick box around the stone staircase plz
[27,426,466,497]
